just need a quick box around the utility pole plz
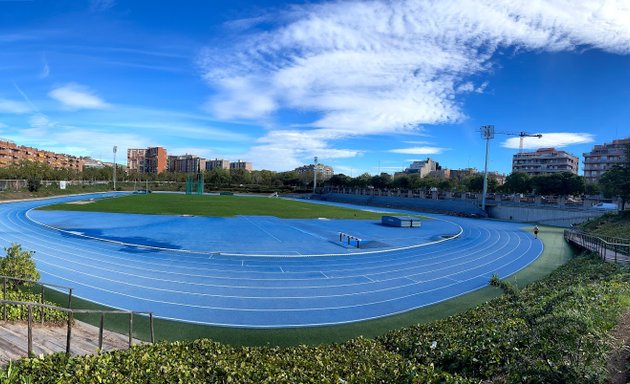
[480,125,494,211]
[313,156,318,193]
[113,146,117,191]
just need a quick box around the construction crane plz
[478,126,543,211]
[495,131,543,153]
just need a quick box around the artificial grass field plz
[39,193,415,220]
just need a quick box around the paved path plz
[0,320,136,366]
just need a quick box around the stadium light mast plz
[313,156,318,193]
[480,125,494,211]
[112,146,117,191]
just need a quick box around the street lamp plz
[313,156,318,193]
[113,146,117,191]
[480,125,494,211]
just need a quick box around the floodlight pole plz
[480,125,494,211]
[313,156,318,193]
[113,146,117,191]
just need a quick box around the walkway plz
[0,320,137,366]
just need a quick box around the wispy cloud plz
[239,130,362,171]
[90,0,115,12]
[501,132,595,149]
[389,147,450,155]
[39,52,50,79]
[49,83,110,110]
[198,0,630,167]
[0,99,30,114]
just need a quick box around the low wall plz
[314,193,487,217]
[487,205,606,227]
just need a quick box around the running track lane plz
[0,193,543,328]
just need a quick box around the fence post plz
[40,285,45,325]
[68,288,73,309]
[66,311,73,355]
[27,305,33,357]
[150,313,155,344]
[128,313,133,348]
[2,277,6,321]
[99,313,104,351]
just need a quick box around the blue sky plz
[1,0,629,176]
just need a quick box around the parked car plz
[591,202,617,210]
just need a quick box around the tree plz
[503,172,531,194]
[598,143,630,210]
[599,165,630,210]
[369,173,392,189]
[350,173,371,188]
[0,244,40,287]
[328,174,352,187]
[391,174,411,189]
[464,174,498,193]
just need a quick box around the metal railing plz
[564,229,630,264]
[1,275,154,357]
[1,275,73,324]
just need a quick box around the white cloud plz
[198,0,630,158]
[237,129,362,171]
[501,132,595,149]
[389,146,450,155]
[40,54,50,79]
[0,99,30,114]
[49,84,110,110]
[90,0,116,12]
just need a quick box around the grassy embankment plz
[580,211,630,238]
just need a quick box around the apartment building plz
[512,148,579,176]
[293,164,334,180]
[169,155,206,173]
[127,147,167,174]
[127,148,146,173]
[583,137,630,183]
[206,158,230,171]
[145,147,167,174]
[0,139,83,171]
[404,158,440,177]
[229,160,252,171]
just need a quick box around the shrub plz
[0,244,40,287]
[26,178,41,192]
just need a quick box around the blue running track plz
[0,193,543,328]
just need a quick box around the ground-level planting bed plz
[4,255,628,383]
[38,193,409,220]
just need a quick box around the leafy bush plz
[379,256,629,383]
[0,244,40,287]
[1,290,67,324]
[26,178,40,193]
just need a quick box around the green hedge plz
[2,256,628,383]
[379,257,629,383]
[1,290,67,324]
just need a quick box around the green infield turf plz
[39,193,427,220]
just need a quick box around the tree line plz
[1,143,628,206]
